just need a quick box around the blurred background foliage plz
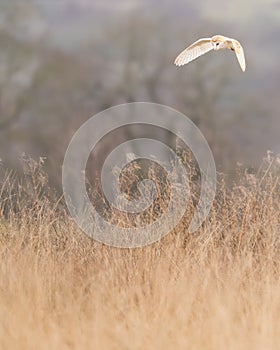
[0,0,279,188]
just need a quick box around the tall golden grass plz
[0,156,280,350]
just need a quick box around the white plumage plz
[174,35,246,72]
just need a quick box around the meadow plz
[0,156,279,350]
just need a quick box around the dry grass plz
[0,156,280,350]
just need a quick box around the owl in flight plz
[174,35,246,72]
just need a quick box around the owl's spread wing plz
[231,39,246,72]
[174,38,213,66]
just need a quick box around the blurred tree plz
[0,2,278,188]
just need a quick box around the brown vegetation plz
[0,157,279,349]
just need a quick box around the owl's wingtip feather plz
[174,58,182,66]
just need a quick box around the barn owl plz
[174,35,246,72]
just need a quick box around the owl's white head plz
[211,35,223,50]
